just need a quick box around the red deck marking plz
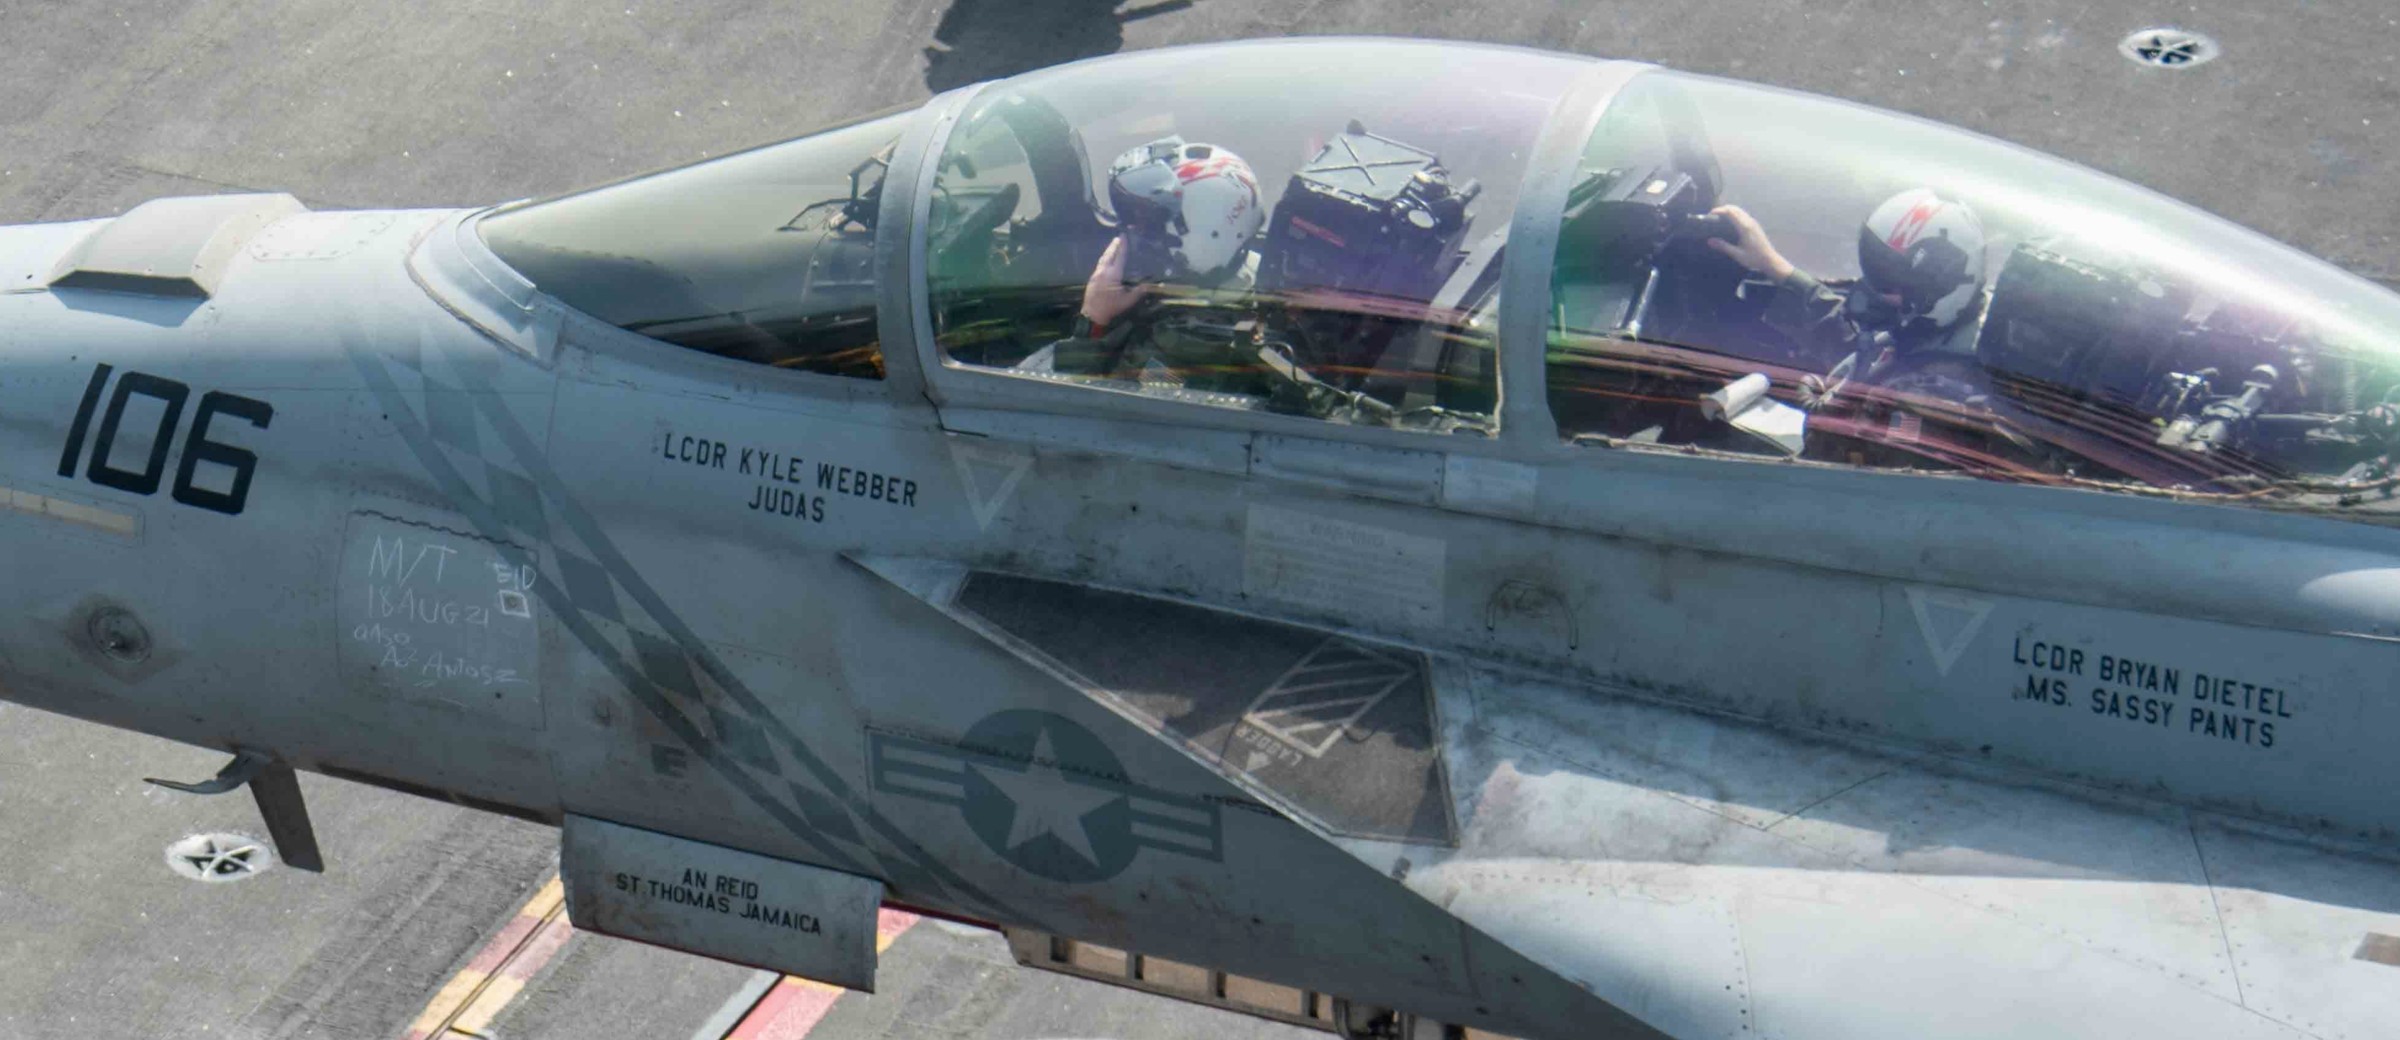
[500,913,575,981]
[722,908,921,1039]
[402,876,571,1039]
[876,908,921,945]
[726,980,846,1040]
[463,912,542,975]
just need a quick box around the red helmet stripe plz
[1886,197,1944,250]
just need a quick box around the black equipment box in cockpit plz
[1979,243,2189,407]
[1560,167,1703,254]
[1259,123,1479,301]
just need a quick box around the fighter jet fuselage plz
[6,39,2400,1040]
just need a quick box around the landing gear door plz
[560,814,888,991]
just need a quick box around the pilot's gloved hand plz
[1704,204,1797,282]
[1080,236,1149,333]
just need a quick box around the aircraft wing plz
[865,559,2400,1039]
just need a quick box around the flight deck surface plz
[0,701,1322,1040]
[1,1,2396,1038]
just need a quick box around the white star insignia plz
[976,729,1121,866]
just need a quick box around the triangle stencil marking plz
[1906,587,1995,677]
[949,440,1032,531]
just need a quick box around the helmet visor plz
[1857,224,1972,313]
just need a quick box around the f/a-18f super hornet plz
[6,37,2400,1040]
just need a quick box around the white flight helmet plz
[1106,136,1264,282]
[1858,188,1986,330]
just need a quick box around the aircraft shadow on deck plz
[922,0,1198,94]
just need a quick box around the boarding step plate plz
[561,814,885,990]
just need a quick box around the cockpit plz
[472,40,2400,522]
[921,40,1591,434]
[1548,71,2400,504]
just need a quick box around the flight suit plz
[1051,290,1272,396]
[1049,261,1360,419]
[1761,269,1987,369]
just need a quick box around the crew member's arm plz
[1704,204,1865,363]
[1052,236,1147,375]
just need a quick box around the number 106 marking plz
[57,363,275,516]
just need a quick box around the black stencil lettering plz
[87,371,188,495]
[171,391,273,515]
[57,363,113,477]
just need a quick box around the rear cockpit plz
[1548,71,2400,509]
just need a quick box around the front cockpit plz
[921,40,1593,435]
[479,108,915,380]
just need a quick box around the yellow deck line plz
[405,876,566,1040]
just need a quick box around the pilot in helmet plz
[1051,136,1274,393]
[1706,189,1989,379]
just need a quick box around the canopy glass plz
[480,108,914,379]
[922,40,1591,434]
[1550,69,2400,514]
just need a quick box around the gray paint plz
[48,193,304,298]
[0,33,2397,1040]
[562,814,886,990]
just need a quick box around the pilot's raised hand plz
[1704,204,1797,282]
[1080,236,1148,331]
